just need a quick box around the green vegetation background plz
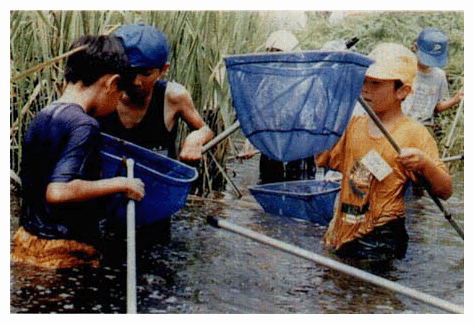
[10,11,464,196]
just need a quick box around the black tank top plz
[98,80,178,158]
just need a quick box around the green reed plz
[10,10,464,196]
[301,10,464,171]
[10,10,269,195]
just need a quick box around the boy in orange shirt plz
[317,43,452,261]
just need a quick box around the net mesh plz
[225,51,372,161]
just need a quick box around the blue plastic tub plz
[249,180,340,226]
[100,133,198,228]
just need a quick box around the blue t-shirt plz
[20,102,104,244]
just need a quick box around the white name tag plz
[360,150,392,182]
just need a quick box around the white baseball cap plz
[265,30,299,52]
[365,43,417,88]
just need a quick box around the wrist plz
[112,177,128,192]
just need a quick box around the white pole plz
[126,158,137,314]
[208,217,464,314]
[442,98,464,158]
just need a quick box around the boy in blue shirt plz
[11,35,145,268]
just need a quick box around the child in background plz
[11,35,145,268]
[317,43,452,262]
[402,27,463,127]
[253,30,316,184]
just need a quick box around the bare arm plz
[179,125,214,161]
[167,83,214,161]
[397,148,452,200]
[46,177,145,204]
[435,87,463,113]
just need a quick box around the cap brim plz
[418,51,448,68]
[365,64,397,81]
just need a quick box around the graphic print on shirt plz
[341,160,373,224]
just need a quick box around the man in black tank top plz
[99,24,214,161]
[98,24,214,246]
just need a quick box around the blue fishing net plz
[225,51,373,162]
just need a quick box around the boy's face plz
[361,77,399,114]
[123,67,165,105]
[413,42,435,70]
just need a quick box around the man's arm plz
[166,83,214,161]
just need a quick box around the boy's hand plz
[455,87,464,103]
[396,148,427,173]
[124,178,145,201]
[397,147,453,200]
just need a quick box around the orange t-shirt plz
[317,115,447,250]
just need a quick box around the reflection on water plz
[10,156,464,313]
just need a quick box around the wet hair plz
[64,35,128,88]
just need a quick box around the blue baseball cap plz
[416,27,449,68]
[115,24,169,69]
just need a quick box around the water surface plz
[10,156,464,313]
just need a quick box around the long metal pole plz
[442,154,463,163]
[357,97,464,240]
[126,158,137,314]
[442,98,464,158]
[201,120,243,198]
[208,216,464,314]
[202,120,241,154]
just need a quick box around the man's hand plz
[178,128,212,161]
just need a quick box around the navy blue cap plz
[417,27,449,68]
[115,24,169,69]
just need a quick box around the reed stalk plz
[10,10,464,195]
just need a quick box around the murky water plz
[10,155,464,314]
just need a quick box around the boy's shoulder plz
[165,81,192,105]
[421,66,446,79]
[165,81,187,96]
[398,116,437,147]
[348,114,432,139]
[401,115,428,129]
[347,114,369,128]
[39,102,98,129]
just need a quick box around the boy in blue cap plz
[98,24,214,161]
[11,35,145,268]
[402,27,463,126]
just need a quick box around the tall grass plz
[10,10,464,196]
[10,10,270,196]
[300,11,464,171]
